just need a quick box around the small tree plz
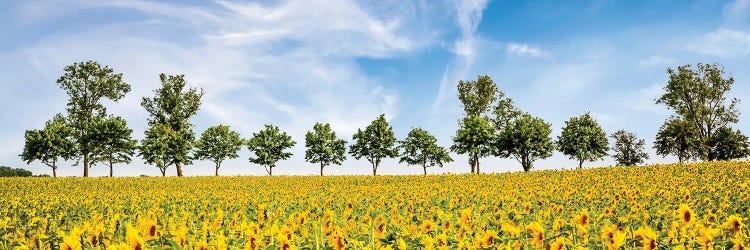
[451,116,495,174]
[56,61,131,177]
[557,112,609,169]
[304,123,347,176]
[610,130,649,166]
[139,124,176,177]
[246,124,295,176]
[654,117,700,163]
[707,127,750,161]
[350,114,398,176]
[89,116,137,177]
[497,113,555,172]
[141,73,204,177]
[398,127,453,175]
[20,114,75,177]
[194,125,243,176]
[656,63,740,160]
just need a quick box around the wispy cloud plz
[686,29,750,58]
[506,42,550,59]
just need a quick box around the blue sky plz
[1,0,749,176]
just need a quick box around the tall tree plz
[139,124,176,177]
[141,74,204,177]
[20,114,75,177]
[304,123,347,176]
[707,127,750,161]
[350,114,398,176]
[655,63,740,160]
[56,61,130,177]
[89,116,137,177]
[457,75,499,117]
[557,112,609,169]
[610,130,649,166]
[654,117,700,163]
[398,127,453,175]
[194,125,243,176]
[451,116,495,174]
[246,124,295,176]
[496,113,555,172]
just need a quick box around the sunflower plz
[374,222,386,239]
[723,215,744,233]
[732,238,746,250]
[525,222,544,247]
[125,225,146,250]
[601,224,625,250]
[696,225,718,250]
[634,226,657,250]
[549,237,566,250]
[60,234,82,250]
[397,238,407,250]
[479,230,498,247]
[420,220,437,232]
[138,218,158,240]
[575,210,590,227]
[676,204,695,227]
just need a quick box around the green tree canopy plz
[20,114,75,177]
[496,113,555,172]
[350,114,398,176]
[398,127,453,175]
[89,116,137,177]
[656,63,740,160]
[304,122,347,176]
[557,112,609,169]
[141,73,204,177]
[610,130,649,166]
[246,124,295,176]
[457,75,499,117]
[0,166,33,177]
[707,127,750,161]
[194,125,243,176]
[654,117,700,163]
[56,61,130,177]
[451,116,495,174]
[139,123,177,176]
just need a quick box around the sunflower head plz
[676,204,695,226]
[634,226,657,250]
[724,215,744,233]
[549,237,566,250]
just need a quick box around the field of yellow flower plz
[1,161,749,249]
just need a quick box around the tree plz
[610,130,649,166]
[656,63,740,160]
[496,113,555,172]
[707,127,750,161]
[0,166,33,177]
[20,114,75,177]
[398,128,453,175]
[194,125,243,176]
[304,123,347,176]
[457,75,499,117]
[139,124,176,177]
[654,117,700,163]
[557,112,609,169]
[451,116,495,174]
[56,61,130,177]
[350,114,399,176]
[89,116,137,177]
[141,74,204,177]
[246,124,295,176]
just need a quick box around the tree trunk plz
[109,160,114,177]
[161,168,166,177]
[470,155,476,174]
[83,153,89,177]
[52,161,57,177]
[678,155,683,163]
[578,159,584,169]
[372,162,378,176]
[215,162,220,176]
[423,165,427,176]
[476,156,481,174]
[176,162,183,177]
[320,164,324,176]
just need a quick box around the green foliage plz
[304,123,347,176]
[656,63,740,160]
[0,166,33,177]
[557,112,609,169]
[20,114,75,177]
[56,60,130,177]
[610,130,649,166]
[141,73,204,177]
[398,127,453,175]
[139,124,177,176]
[457,75,499,117]
[654,117,700,163]
[89,116,137,177]
[707,127,750,161]
[450,116,495,174]
[349,114,398,176]
[496,113,555,172]
[194,125,243,176]
[491,92,523,130]
[246,124,296,176]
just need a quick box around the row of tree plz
[20,61,750,177]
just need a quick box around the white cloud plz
[506,42,550,59]
[724,0,750,25]
[687,29,750,58]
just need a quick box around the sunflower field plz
[1,161,749,250]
